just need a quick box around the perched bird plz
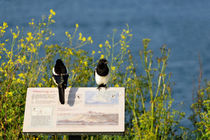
[95,58,110,90]
[52,59,69,104]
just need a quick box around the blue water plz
[1,0,210,128]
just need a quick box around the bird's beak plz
[105,61,108,64]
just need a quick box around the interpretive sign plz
[23,87,125,134]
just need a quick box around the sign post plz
[23,87,125,136]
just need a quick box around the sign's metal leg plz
[68,135,81,140]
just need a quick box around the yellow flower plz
[29,19,34,25]
[65,31,68,36]
[111,66,116,71]
[37,41,43,47]
[100,54,104,59]
[79,32,82,40]
[98,51,101,54]
[12,32,19,39]
[0,43,5,47]
[87,36,93,43]
[50,9,56,16]
[127,78,131,82]
[105,40,109,45]
[121,34,126,39]
[82,37,86,42]
[84,61,88,66]
[48,14,52,20]
[45,37,49,41]
[99,44,103,48]
[51,19,55,23]
[115,84,119,87]
[68,49,73,55]
[3,22,8,28]
[6,91,13,97]
[30,43,34,47]
[8,118,12,123]
[76,24,79,28]
[18,73,25,78]
[26,32,33,42]
[38,83,42,87]
[92,50,95,55]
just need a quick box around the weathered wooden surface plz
[23,87,125,134]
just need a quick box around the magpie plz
[52,59,69,104]
[95,58,110,90]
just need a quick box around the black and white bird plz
[52,59,69,104]
[95,58,110,90]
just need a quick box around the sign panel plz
[23,87,125,134]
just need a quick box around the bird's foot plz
[97,84,107,91]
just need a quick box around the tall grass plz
[0,10,209,140]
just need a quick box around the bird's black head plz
[98,58,108,65]
[56,59,64,65]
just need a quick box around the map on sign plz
[23,87,125,134]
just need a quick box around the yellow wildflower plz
[45,37,49,41]
[3,22,8,28]
[68,49,73,55]
[18,73,25,78]
[82,37,86,42]
[76,24,79,28]
[6,91,13,97]
[105,40,109,45]
[37,41,43,47]
[87,36,92,42]
[111,66,116,71]
[51,19,55,23]
[121,34,126,39]
[98,51,101,54]
[79,32,82,40]
[100,54,104,59]
[48,14,52,20]
[84,61,88,66]
[99,44,103,48]
[115,84,119,87]
[26,32,33,42]
[29,19,34,25]
[50,9,56,16]
[8,118,12,123]
[92,50,95,55]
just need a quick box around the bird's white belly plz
[95,72,110,85]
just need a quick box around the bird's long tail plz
[58,85,65,104]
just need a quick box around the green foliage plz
[0,9,208,140]
[189,80,210,139]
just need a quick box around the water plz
[1,0,210,128]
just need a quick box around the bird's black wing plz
[53,75,62,85]
[63,74,69,89]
